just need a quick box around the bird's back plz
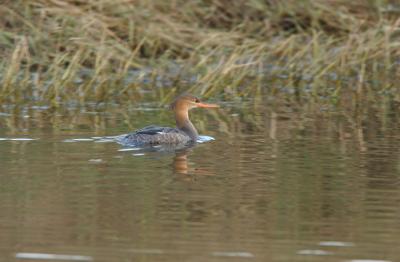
[117,125,192,146]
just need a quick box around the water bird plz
[117,94,219,146]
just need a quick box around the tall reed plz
[0,0,398,108]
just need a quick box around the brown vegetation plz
[0,0,399,108]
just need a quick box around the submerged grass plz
[0,0,399,109]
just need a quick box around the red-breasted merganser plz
[118,94,219,146]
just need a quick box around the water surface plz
[1,98,400,262]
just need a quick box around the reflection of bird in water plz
[117,94,219,147]
[116,145,215,177]
[173,149,190,175]
[172,148,215,177]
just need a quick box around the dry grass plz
[0,0,399,109]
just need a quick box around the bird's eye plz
[194,98,200,103]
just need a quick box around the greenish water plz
[1,98,400,262]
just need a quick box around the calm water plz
[1,98,400,262]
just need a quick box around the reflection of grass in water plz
[0,0,399,108]
[2,94,399,149]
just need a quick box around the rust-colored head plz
[170,94,219,112]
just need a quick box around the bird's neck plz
[175,110,198,141]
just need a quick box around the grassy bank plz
[0,0,399,108]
